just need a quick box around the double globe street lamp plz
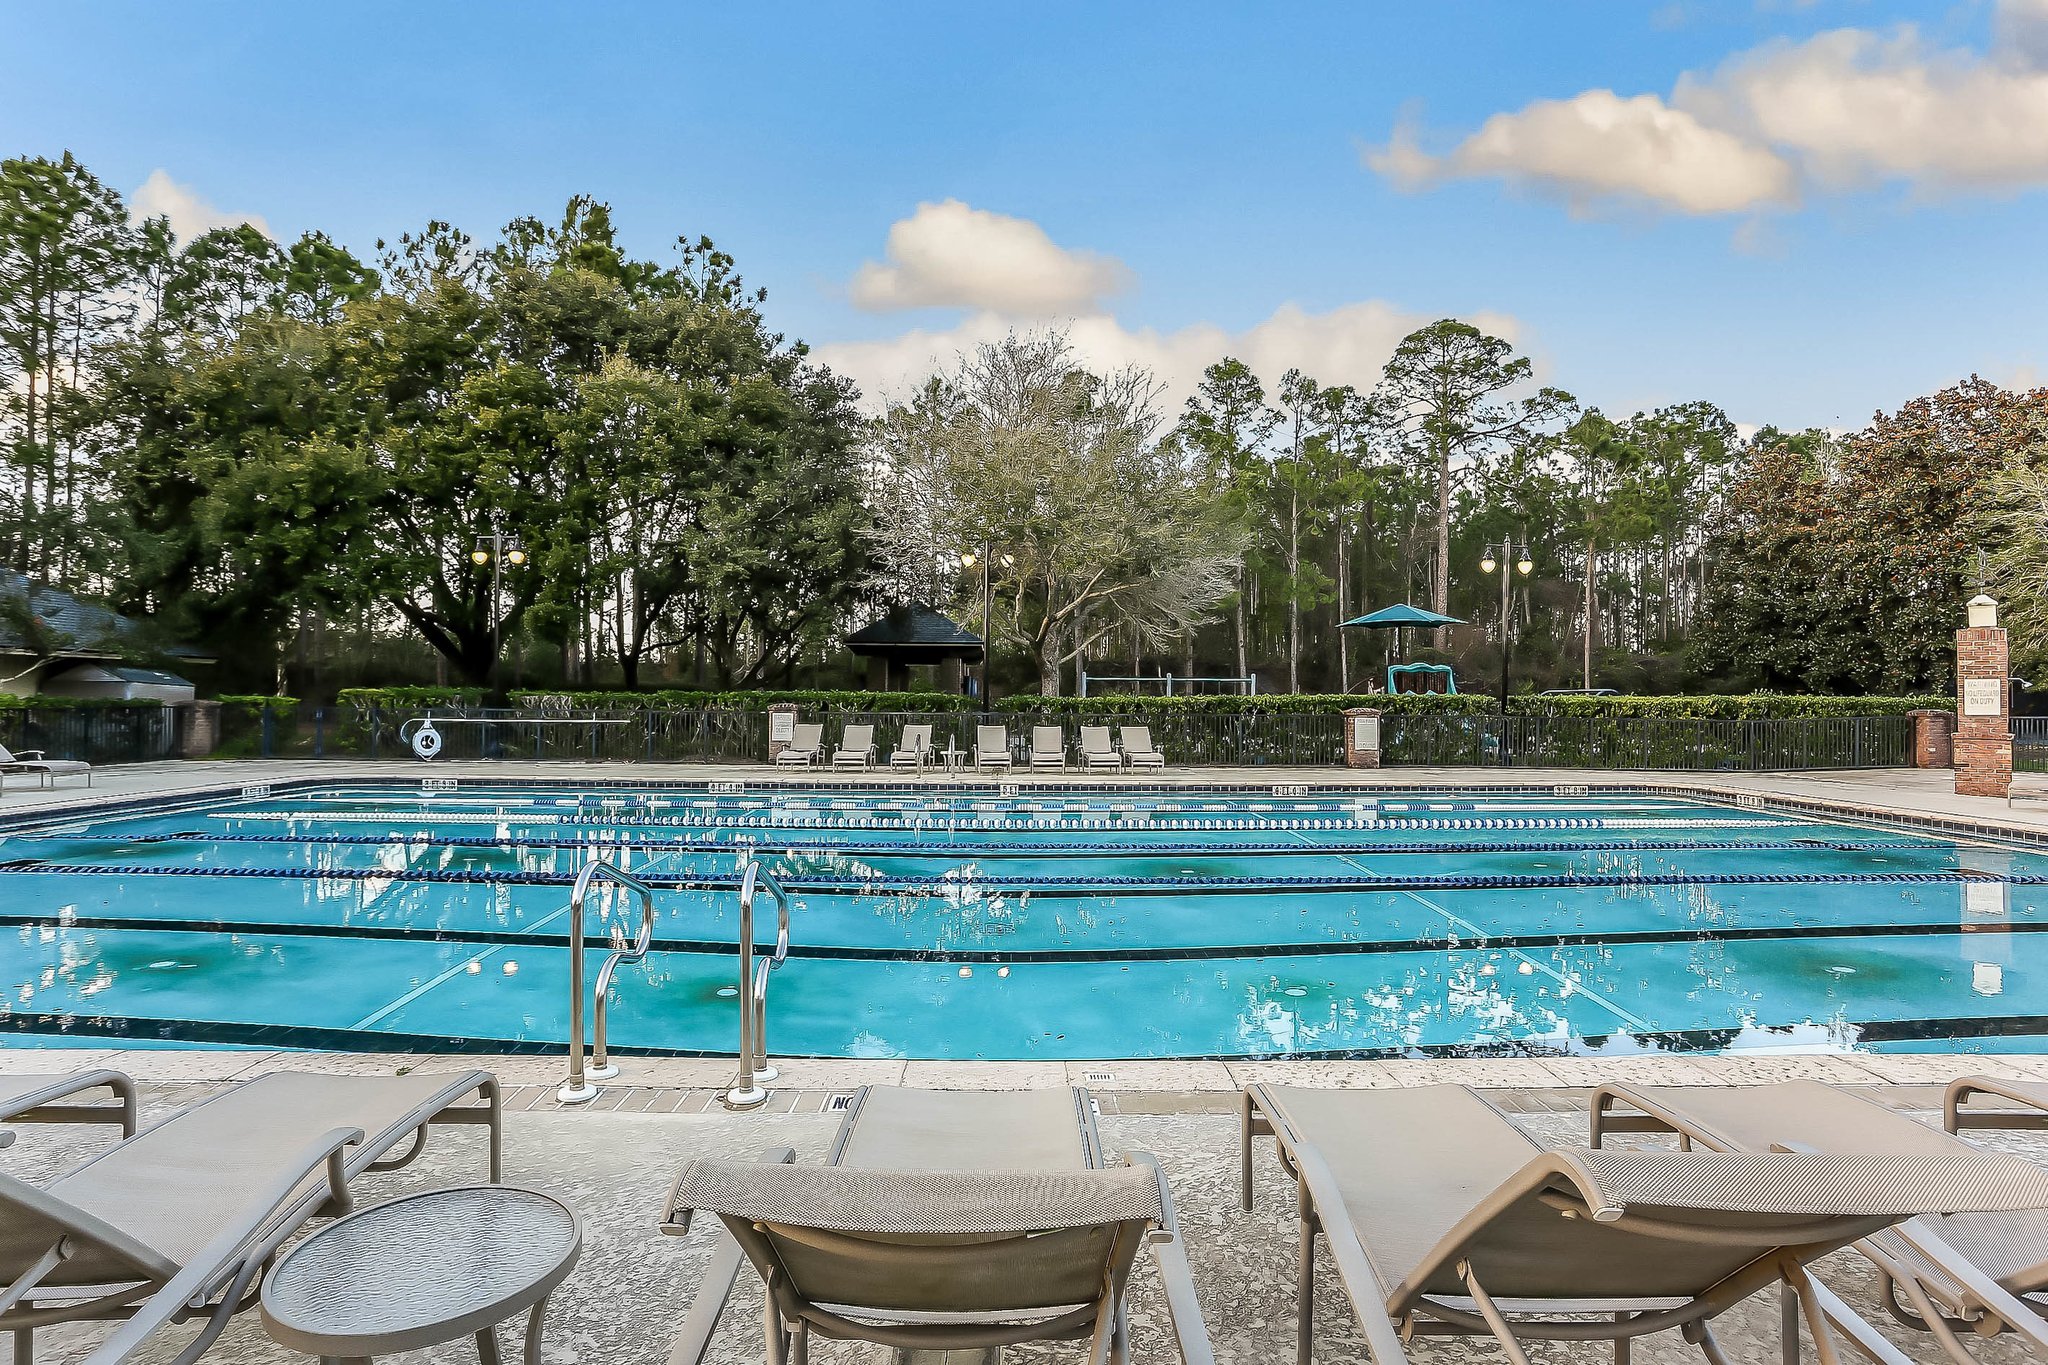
[1479,540,1534,717]
[472,532,527,687]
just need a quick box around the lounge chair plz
[831,723,877,769]
[1079,725,1123,771]
[1029,724,1067,771]
[887,723,934,771]
[1591,1077,2048,1364]
[774,722,823,767]
[663,1085,1213,1365]
[0,1068,500,1365]
[0,1070,138,1138]
[0,744,91,789]
[1117,725,1164,771]
[1242,1082,2048,1365]
[975,724,1012,770]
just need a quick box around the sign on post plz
[1963,678,2004,717]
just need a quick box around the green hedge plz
[0,695,161,710]
[1505,693,1950,719]
[510,688,976,712]
[217,694,298,712]
[1001,692,1497,717]
[337,686,486,709]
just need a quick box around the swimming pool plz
[1,780,2043,1059]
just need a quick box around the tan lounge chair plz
[887,723,934,771]
[831,723,876,769]
[774,723,823,767]
[1079,725,1123,771]
[0,1070,137,1138]
[0,744,91,789]
[975,724,1013,771]
[1243,1082,2048,1365]
[663,1086,1213,1365]
[1591,1076,2048,1364]
[0,1068,500,1365]
[1029,724,1067,771]
[1117,725,1164,770]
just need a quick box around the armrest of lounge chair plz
[660,1148,796,1365]
[79,1125,366,1365]
[12,750,46,760]
[1945,1075,2048,1134]
[0,1069,139,1135]
[1586,1082,1709,1149]
[1129,1151,1217,1365]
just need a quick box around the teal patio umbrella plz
[1340,604,1465,685]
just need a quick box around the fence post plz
[314,707,325,758]
[1342,708,1382,768]
[260,704,276,758]
[175,700,223,759]
[370,706,383,759]
[644,709,656,762]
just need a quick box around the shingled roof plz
[845,602,983,660]
[0,570,213,662]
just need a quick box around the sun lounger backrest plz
[0,1168,178,1288]
[791,723,822,750]
[977,725,1007,752]
[898,724,931,752]
[1079,726,1112,754]
[1120,725,1155,753]
[1032,726,1061,750]
[0,745,12,763]
[839,724,872,750]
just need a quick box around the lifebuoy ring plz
[411,722,444,761]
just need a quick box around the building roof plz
[0,570,214,662]
[846,602,984,660]
[47,664,196,687]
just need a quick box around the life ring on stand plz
[411,721,444,761]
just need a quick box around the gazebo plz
[845,603,984,694]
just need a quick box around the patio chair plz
[830,723,877,769]
[887,723,934,771]
[1078,725,1123,771]
[1117,725,1165,771]
[1030,724,1067,771]
[1590,1077,2048,1365]
[0,1067,500,1365]
[774,722,823,768]
[0,1070,138,1139]
[663,1086,1213,1365]
[0,744,92,789]
[1241,1082,2048,1365]
[975,724,1013,770]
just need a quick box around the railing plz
[723,856,793,1111]
[2017,717,2048,773]
[0,705,182,764]
[1381,713,1912,771]
[558,855,658,1105]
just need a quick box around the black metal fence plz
[2016,716,2048,773]
[5,702,1921,772]
[0,706,183,764]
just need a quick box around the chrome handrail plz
[722,856,793,1110]
[558,855,658,1105]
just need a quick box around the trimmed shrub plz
[509,688,976,713]
[336,686,486,710]
[999,692,1497,718]
[1505,693,1949,719]
[0,695,161,710]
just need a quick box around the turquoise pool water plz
[1,781,2044,1058]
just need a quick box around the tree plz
[1375,320,1573,639]
[1173,358,1275,682]
[872,333,1241,695]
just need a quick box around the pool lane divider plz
[205,811,1801,834]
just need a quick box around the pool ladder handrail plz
[558,855,658,1105]
[722,855,793,1110]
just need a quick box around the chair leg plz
[1781,1260,1846,1365]
[13,1326,29,1365]
[1683,1319,1733,1365]
[1295,1181,1317,1365]
[1614,1315,1631,1365]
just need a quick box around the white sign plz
[1351,716,1380,751]
[769,711,796,742]
[1963,678,2004,717]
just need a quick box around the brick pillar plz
[178,700,222,759]
[1955,596,2012,798]
[766,703,800,763]
[1342,707,1382,769]
[1908,709,1954,768]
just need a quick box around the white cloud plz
[814,300,1526,412]
[1370,0,2048,213]
[128,170,271,242]
[1368,91,1797,216]
[848,199,1128,315]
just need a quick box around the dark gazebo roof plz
[846,603,983,663]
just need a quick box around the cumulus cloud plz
[1368,92,1797,216]
[1369,0,2048,213]
[848,199,1128,315]
[813,300,1525,412]
[128,170,271,241]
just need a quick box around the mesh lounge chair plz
[975,724,1013,771]
[1242,1082,2048,1365]
[1030,725,1068,771]
[1079,725,1123,771]
[887,723,934,771]
[0,744,91,789]
[774,723,823,768]
[1590,1077,2048,1365]
[831,723,877,770]
[1117,726,1164,771]
[663,1086,1213,1365]
[0,1071,137,1139]
[0,1068,500,1365]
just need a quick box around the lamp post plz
[959,540,1013,705]
[1479,539,1534,719]
[471,531,526,691]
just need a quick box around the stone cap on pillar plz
[1968,594,2000,628]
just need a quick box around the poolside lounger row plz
[0,743,93,792]
[774,722,1168,771]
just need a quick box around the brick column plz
[1342,707,1382,768]
[1955,595,2012,798]
[1909,709,1955,768]
[766,703,800,764]
[177,700,222,759]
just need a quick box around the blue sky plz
[6,1,2044,429]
